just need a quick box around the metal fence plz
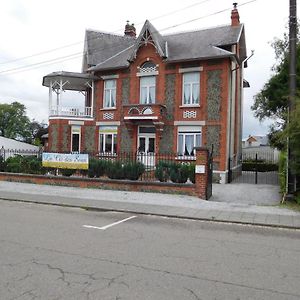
[0,149,196,183]
[88,152,196,182]
[0,148,42,160]
[232,151,279,185]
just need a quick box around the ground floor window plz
[99,126,118,154]
[177,126,201,156]
[71,126,81,153]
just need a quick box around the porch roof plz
[42,71,97,91]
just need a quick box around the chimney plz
[231,2,240,26]
[124,21,136,37]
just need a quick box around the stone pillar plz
[194,147,211,200]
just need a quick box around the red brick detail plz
[195,147,210,200]
[0,173,197,197]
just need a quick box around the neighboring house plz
[42,4,248,184]
[242,135,269,148]
[0,136,39,151]
[242,135,279,162]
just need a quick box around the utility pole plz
[287,0,297,196]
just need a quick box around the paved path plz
[0,181,299,229]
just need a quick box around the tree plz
[26,120,48,145]
[251,32,300,150]
[0,102,31,141]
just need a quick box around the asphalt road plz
[1,200,300,300]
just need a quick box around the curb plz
[1,196,299,231]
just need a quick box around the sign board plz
[42,153,89,170]
[195,165,205,174]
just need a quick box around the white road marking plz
[83,215,136,230]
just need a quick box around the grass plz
[280,197,300,212]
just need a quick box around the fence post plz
[255,153,258,184]
[194,147,211,200]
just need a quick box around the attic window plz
[137,61,158,77]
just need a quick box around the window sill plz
[100,107,117,111]
[179,105,200,108]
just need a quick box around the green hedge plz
[242,162,278,172]
[155,161,195,184]
[278,151,286,194]
[5,155,46,175]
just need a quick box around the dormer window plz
[139,61,157,104]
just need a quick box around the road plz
[0,200,300,300]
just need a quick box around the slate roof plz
[84,20,246,73]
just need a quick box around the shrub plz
[188,164,196,183]
[106,161,125,179]
[60,168,76,177]
[242,162,278,172]
[5,155,44,174]
[170,164,189,183]
[0,155,7,172]
[88,158,108,178]
[123,162,145,180]
[155,161,171,182]
[278,151,286,194]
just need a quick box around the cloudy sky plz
[0,0,290,138]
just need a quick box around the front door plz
[137,127,156,167]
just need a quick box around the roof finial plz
[233,2,238,9]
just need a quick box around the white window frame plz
[177,126,202,157]
[140,76,156,104]
[182,72,200,106]
[71,126,81,153]
[103,79,116,108]
[99,126,118,154]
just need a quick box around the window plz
[71,126,81,153]
[177,127,201,156]
[182,72,200,105]
[99,126,118,154]
[140,76,156,104]
[103,79,116,108]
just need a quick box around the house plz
[42,4,248,184]
[242,135,269,148]
[0,136,39,151]
[242,135,279,162]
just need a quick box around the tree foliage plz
[251,37,300,122]
[0,102,31,140]
[251,31,300,152]
[0,101,48,144]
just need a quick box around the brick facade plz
[45,6,246,184]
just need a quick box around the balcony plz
[50,106,92,118]
[123,104,167,123]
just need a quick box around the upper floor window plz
[139,61,157,104]
[182,72,200,106]
[140,76,156,104]
[103,79,116,108]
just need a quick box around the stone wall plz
[164,74,175,121]
[84,126,96,153]
[159,126,174,153]
[120,126,132,152]
[207,70,222,121]
[206,125,221,157]
[122,78,130,105]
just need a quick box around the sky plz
[0,0,290,138]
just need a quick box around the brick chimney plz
[124,21,136,37]
[231,2,240,26]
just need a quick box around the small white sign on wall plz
[195,165,205,174]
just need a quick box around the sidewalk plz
[0,181,299,229]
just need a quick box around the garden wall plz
[0,172,197,197]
